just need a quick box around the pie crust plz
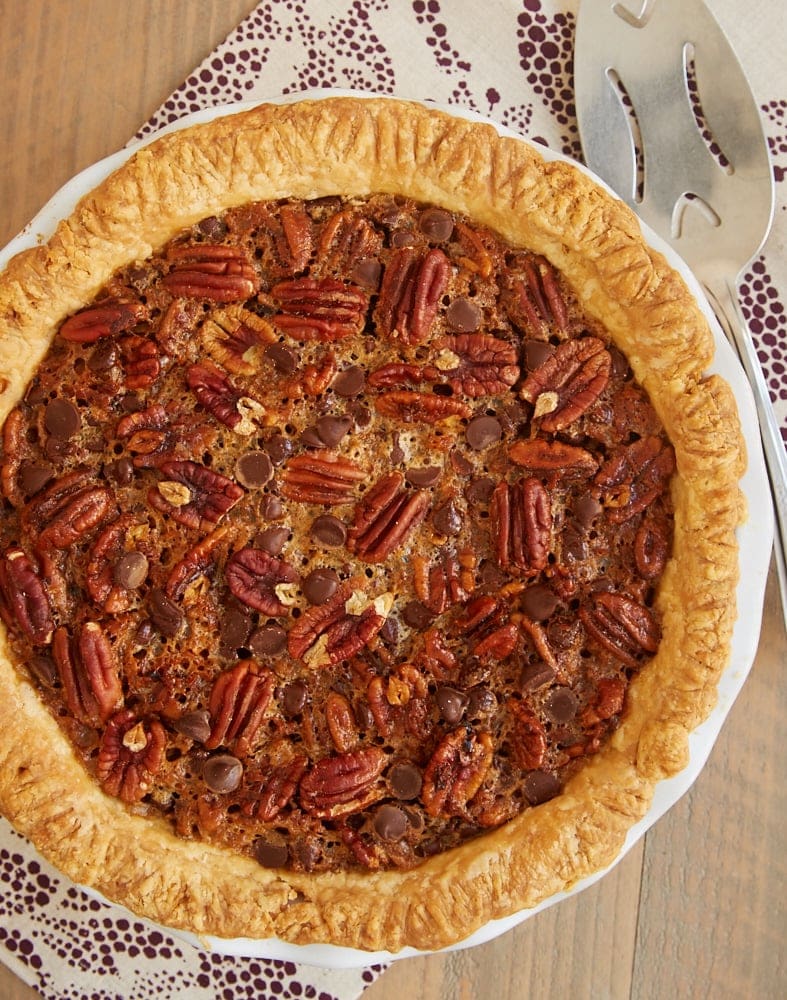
[0,97,745,952]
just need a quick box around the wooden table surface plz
[0,3,784,998]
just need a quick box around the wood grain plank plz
[633,567,787,1000]
[0,0,257,247]
[364,842,644,1000]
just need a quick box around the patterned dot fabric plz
[1,1,785,997]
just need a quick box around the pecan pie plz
[0,98,744,951]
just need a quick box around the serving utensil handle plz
[703,276,787,634]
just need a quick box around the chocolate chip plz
[87,340,117,372]
[351,258,382,290]
[24,382,47,405]
[449,448,473,476]
[464,476,495,504]
[446,297,481,332]
[235,450,273,489]
[406,465,441,488]
[44,436,69,461]
[390,434,405,465]
[379,615,399,645]
[520,661,556,692]
[314,414,352,448]
[44,398,80,439]
[609,345,631,378]
[198,215,228,240]
[523,770,562,805]
[255,527,289,556]
[346,702,371,734]
[332,365,366,397]
[525,340,555,370]
[573,495,603,528]
[254,840,289,868]
[148,588,184,638]
[220,607,252,651]
[250,624,287,656]
[311,514,347,547]
[391,229,416,248]
[418,208,454,241]
[479,558,506,588]
[105,457,134,485]
[263,433,293,465]
[466,687,497,718]
[348,402,372,427]
[259,495,284,520]
[202,754,243,793]
[18,461,54,496]
[388,762,423,800]
[282,680,308,716]
[119,393,143,413]
[300,426,325,448]
[466,415,502,451]
[302,568,340,605]
[402,600,435,630]
[561,523,587,561]
[174,709,212,743]
[521,584,559,621]
[113,551,149,590]
[265,342,298,375]
[373,804,408,841]
[544,686,579,724]
[432,500,462,537]
[435,686,467,724]
[28,653,58,688]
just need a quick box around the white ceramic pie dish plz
[0,90,773,968]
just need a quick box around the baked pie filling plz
[0,192,675,873]
[0,99,744,949]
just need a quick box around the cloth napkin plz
[2,1,785,998]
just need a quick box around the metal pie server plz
[574,0,787,630]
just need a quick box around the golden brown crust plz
[0,97,744,951]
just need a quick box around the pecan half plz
[421,727,494,818]
[186,361,264,433]
[201,306,276,376]
[490,477,551,574]
[116,403,169,465]
[271,277,368,341]
[37,484,116,551]
[0,548,53,645]
[347,472,431,562]
[281,451,366,505]
[580,592,661,667]
[634,511,671,580]
[325,690,359,752]
[148,460,243,531]
[243,755,308,820]
[299,746,387,818]
[594,436,676,523]
[317,209,382,275]
[367,362,440,389]
[520,337,611,432]
[52,622,124,724]
[225,547,299,617]
[509,700,547,770]
[376,247,450,345]
[59,299,147,343]
[412,548,475,614]
[97,709,167,803]
[162,244,260,302]
[288,581,393,667]
[206,662,275,756]
[120,334,160,389]
[86,514,146,613]
[278,204,314,273]
[165,526,229,603]
[510,256,569,334]
[439,333,520,397]
[508,438,598,478]
[374,391,472,424]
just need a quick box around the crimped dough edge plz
[0,97,744,952]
